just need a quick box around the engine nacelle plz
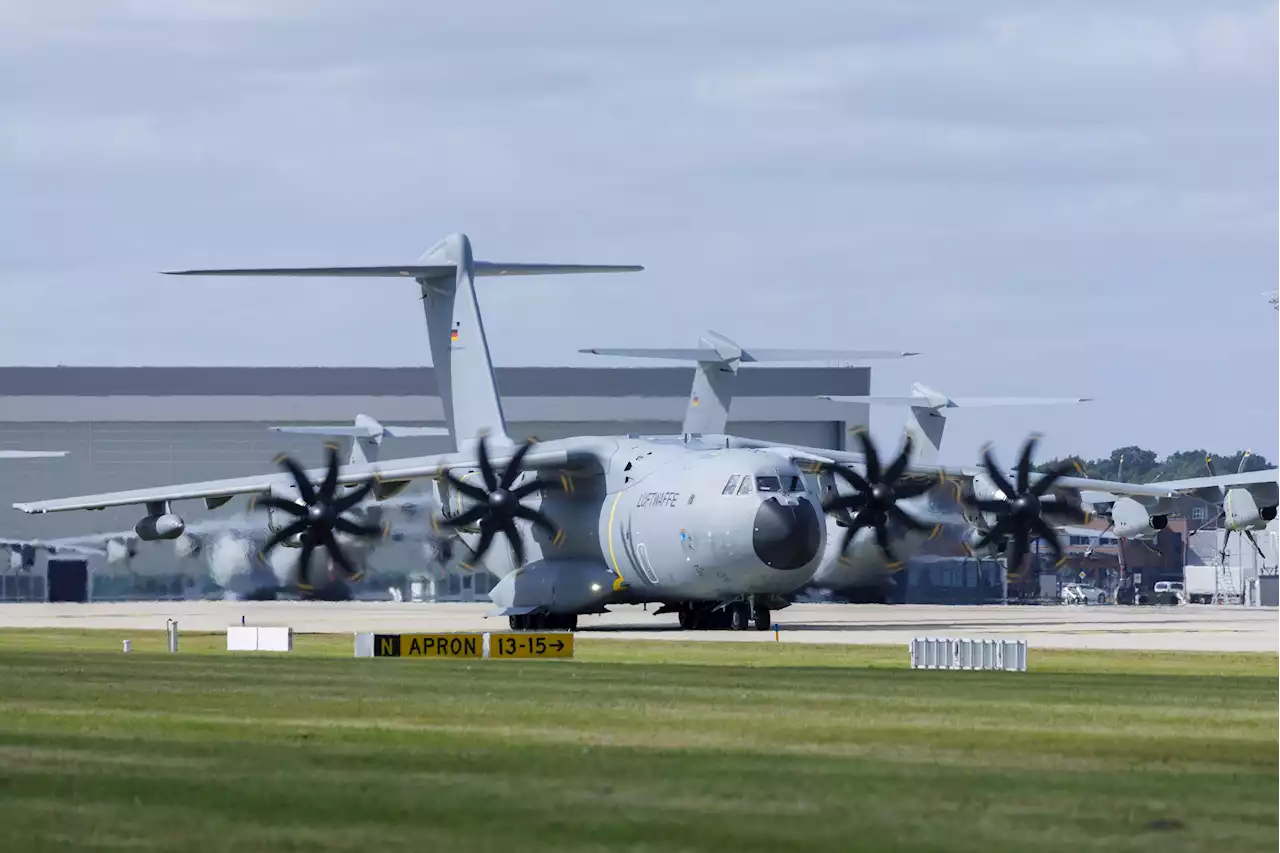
[1110,497,1166,539]
[135,514,185,541]
[1222,487,1270,531]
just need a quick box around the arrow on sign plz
[551,640,565,651]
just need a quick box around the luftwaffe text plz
[636,491,681,508]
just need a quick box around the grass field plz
[0,630,1275,853]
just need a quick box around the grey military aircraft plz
[581,335,1095,598]
[12,417,451,600]
[12,233,1277,631]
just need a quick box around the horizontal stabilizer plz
[269,425,448,438]
[580,347,916,363]
[0,450,68,459]
[163,262,642,278]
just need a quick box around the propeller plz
[818,432,938,566]
[962,435,1087,573]
[437,436,562,568]
[256,445,385,588]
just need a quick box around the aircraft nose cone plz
[752,497,821,571]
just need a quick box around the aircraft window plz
[755,475,783,493]
[737,476,754,495]
[785,475,804,493]
[721,475,740,495]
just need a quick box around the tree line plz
[1035,446,1275,484]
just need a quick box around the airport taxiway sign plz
[354,631,574,659]
[487,632,574,658]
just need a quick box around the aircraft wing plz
[0,536,106,557]
[728,437,1183,499]
[13,446,595,515]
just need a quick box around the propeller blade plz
[974,499,1010,514]
[511,503,559,540]
[477,437,498,492]
[276,456,317,505]
[501,515,525,566]
[333,481,375,513]
[1016,436,1038,494]
[973,515,1014,551]
[883,436,914,485]
[1005,527,1030,574]
[325,532,359,579]
[821,462,871,494]
[258,496,308,517]
[822,493,866,514]
[1029,459,1076,498]
[873,523,899,564]
[444,471,489,502]
[471,523,497,563]
[981,446,1017,500]
[854,431,882,482]
[320,445,341,502]
[892,477,936,500]
[500,440,534,490]
[510,477,560,500]
[262,518,309,553]
[1040,496,1086,524]
[441,503,489,529]
[839,523,858,555]
[1029,516,1064,566]
[296,533,318,587]
[332,516,384,538]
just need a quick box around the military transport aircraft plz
[582,332,1100,598]
[9,417,452,600]
[12,233,1277,631]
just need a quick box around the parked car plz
[1152,580,1186,606]
[1061,583,1108,605]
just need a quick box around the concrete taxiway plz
[0,602,1275,652]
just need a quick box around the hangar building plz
[0,365,870,601]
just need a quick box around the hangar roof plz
[0,366,870,424]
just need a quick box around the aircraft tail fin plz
[269,415,448,466]
[821,383,1091,465]
[166,233,642,454]
[582,330,915,435]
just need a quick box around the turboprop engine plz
[1110,497,1167,539]
[1224,488,1275,531]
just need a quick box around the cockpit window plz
[755,475,783,493]
[721,475,740,495]
[737,476,754,495]
[785,475,804,493]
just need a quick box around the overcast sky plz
[1,0,1276,465]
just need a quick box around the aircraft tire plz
[728,601,751,631]
[752,606,770,631]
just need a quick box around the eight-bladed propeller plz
[962,436,1087,573]
[818,432,936,565]
[256,446,385,588]
[438,436,562,567]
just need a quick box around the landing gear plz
[676,600,762,631]
[750,597,771,632]
[508,613,578,631]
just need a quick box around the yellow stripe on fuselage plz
[606,491,624,583]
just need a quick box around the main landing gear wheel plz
[728,601,751,631]
[509,613,577,631]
